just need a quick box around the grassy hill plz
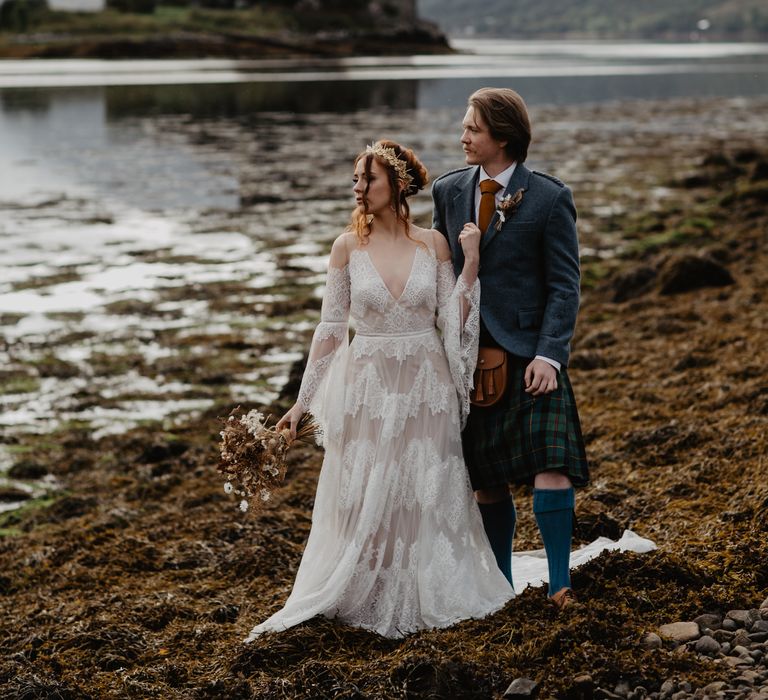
[0,0,449,59]
[417,0,768,39]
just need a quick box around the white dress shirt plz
[475,163,561,373]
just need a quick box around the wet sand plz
[1,96,767,698]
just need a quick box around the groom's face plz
[461,106,508,169]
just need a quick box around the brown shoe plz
[550,587,579,611]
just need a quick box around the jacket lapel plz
[450,167,478,253]
[480,163,532,252]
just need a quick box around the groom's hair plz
[468,88,531,163]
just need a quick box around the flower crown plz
[365,143,414,189]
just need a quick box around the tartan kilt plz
[462,354,589,490]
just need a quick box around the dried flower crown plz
[365,143,414,189]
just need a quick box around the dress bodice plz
[349,246,439,336]
[295,235,479,425]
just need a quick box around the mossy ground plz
[1,122,767,699]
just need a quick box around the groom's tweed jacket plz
[431,163,581,368]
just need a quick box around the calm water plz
[1,40,767,209]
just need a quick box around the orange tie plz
[478,179,503,232]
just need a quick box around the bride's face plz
[353,157,393,216]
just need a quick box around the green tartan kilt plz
[462,354,590,490]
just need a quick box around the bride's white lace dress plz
[245,240,514,640]
[244,238,657,641]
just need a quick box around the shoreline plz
[0,17,451,60]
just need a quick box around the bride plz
[244,140,513,641]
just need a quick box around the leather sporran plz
[470,347,508,407]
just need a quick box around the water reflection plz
[103,80,418,118]
[417,69,768,108]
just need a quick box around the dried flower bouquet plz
[218,406,317,512]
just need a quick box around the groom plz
[432,87,589,610]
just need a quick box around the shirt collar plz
[479,162,517,190]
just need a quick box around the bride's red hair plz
[348,140,429,245]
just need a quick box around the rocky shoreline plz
[0,9,450,60]
[1,26,452,60]
[1,98,767,698]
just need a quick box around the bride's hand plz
[458,222,481,265]
[458,222,481,282]
[276,403,305,440]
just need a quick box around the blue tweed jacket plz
[431,163,581,367]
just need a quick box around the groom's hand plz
[524,359,558,396]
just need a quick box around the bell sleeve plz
[436,260,480,428]
[295,261,350,416]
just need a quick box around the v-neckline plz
[356,245,422,303]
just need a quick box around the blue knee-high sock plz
[533,487,575,596]
[478,496,516,587]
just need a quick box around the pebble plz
[696,614,723,632]
[573,674,594,688]
[660,680,677,699]
[737,671,761,685]
[736,631,754,647]
[704,682,728,694]
[660,622,701,643]
[753,622,768,634]
[504,678,538,699]
[724,619,739,631]
[760,597,768,611]
[696,635,722,656]
[725,656,753,668]
[643,632,663,649]
[728,611,760,629]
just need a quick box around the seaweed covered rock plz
[659,254,734,295]
[609,264,657,302]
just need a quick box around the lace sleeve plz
[436,260,480,428]
[296,263,350,413]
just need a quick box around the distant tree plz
[0,0,46,31]
[107,0,156,14]
[194,0,237,9]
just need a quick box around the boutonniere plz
[494,188,525,231]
